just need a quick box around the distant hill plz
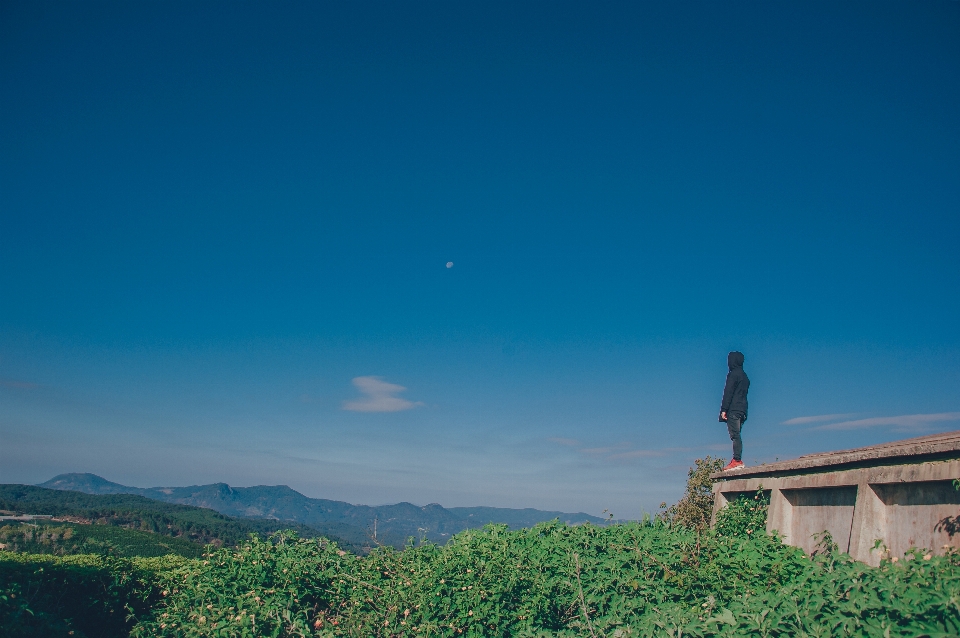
[38,473,605,547]
[40,473,147,496]
[0,484,367,553]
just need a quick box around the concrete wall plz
[781,486,857,555]
[712,459,960,566]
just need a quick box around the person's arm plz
[720,372,737,419]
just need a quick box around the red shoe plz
[722,459,744,471]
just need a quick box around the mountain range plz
[38,473,605,548]
[0,483,367,552]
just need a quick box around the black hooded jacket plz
[720,351,749,421]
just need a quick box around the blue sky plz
[1,1,958,518]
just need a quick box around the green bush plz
[128,522,960,637]
[657,456,726,531]
[0,552,180,638]
[131,534,340,637]
[4,523,959,637]
[713,490,769,540]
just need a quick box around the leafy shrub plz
[131,534,342,637]
[126,520,960,638]
[657,456,726,531]
[713,490,769,540]
[5,521,959,637]
[0,552,180,638]
[631,544,960,637]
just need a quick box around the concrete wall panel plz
[872,481,960,559]
[781,487,857,554]
[848,481,888,567]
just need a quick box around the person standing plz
[719,351,750,471]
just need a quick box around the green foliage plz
[657,456,726,531]
[132,534,341,637]
[713,490,769,540]
[4,465,960,637]
[0,522,204,559]
[127,523,960,637]
[3,523,959,636]
[0,552,181,638]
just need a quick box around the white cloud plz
[812,412,960,431]
[342,376,424,413]
[782,413,857,425]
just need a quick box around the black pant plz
[726,412,745,461]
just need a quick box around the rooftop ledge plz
[712,429,960,481]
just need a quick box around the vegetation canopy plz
[2,460,958,637]
[656,456,726,531]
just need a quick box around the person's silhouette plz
[719,351,750,471]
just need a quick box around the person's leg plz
[726,414,742,462]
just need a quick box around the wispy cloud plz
[342,376,424,413]
[812,412,960,431]
[782,413,857,425]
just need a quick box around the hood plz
[728,351,744,371]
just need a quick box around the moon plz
[446,261,454,268]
